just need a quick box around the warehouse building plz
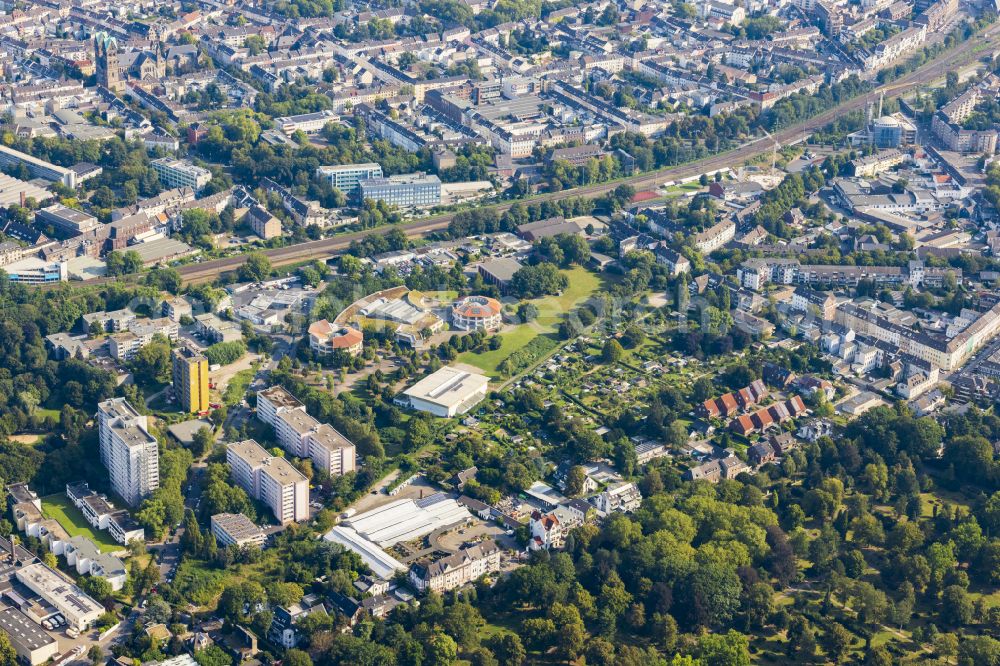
[341,493,473,547]
[401,366,489,417]
[0,605,59,665]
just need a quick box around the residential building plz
[401,366,490,417]
[173,347,210,413]
[245,204,282,240]
[268,595,328,648]
[308,320,363,356]
[96,398,159,507]
[226,439,309,524]
[592,482,642,514]
[692,220,736,253]
[256,386,357,476]
[359,173,441,207]
[529,510,563,550]
[151,158,212,191]
[408,540,502,593]
[211,513,266,549]
[66,482,144,544]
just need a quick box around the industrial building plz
[35,204,101,236]
[322,526,407,580]
[14,562,103,631]
[401,366,489,417]
[340,494,473,547]
[0,605,59,665]
[0,144,77,188]
[2,258,68,284]
[96,398,159,507]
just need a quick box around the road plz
[59,24,1000,290]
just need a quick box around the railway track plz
[63,25,1000,289]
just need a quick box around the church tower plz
[94,33,124,94]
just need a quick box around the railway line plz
[65,24,1000,288]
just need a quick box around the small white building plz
[402,367,490,417]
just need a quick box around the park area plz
[458,266,609,379]
[41,493,122,553]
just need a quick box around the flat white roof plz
[343,494,472,547]
[403,367,489,409]
[322,526,406,580]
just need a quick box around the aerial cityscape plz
[0,0,999,663]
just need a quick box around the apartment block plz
[173,347,210,413]
[96,398,159,507]
[257,386,356,476]
[226,439,308,524]
[151,157,213,191]
[408,540,501,593]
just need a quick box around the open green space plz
[41,494,122,553]
[458,266,606,377]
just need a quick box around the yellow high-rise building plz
[172,347,210,413]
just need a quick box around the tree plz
[697,631,751,666]
[565,465,587,497]
[823,622,853,662]
[486,634,525,666]
[190,427,215,457]
[549,603,585,660]
[602,339,624,363]
[79,576,114,605]
[194,646,233,666]
[426,633,457,666]
[283,650,312,666]
[516,302,539,323]
[942,585,974,626]
[0,630,16,666]
[88,645,104,665]
[238,252,272,282]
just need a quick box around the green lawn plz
[36,407,61,420]
[41,494,123,553]
[458,267,605,377]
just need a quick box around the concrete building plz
[408,540,501,593]
[35,204,100,236]
[2,258,68,284]
[402,366,490,417]
[173,347,210,413]
[15,562,103,631]
[226,439,308,524]
[0,606,59,665]
[0,144,76,188]
[256,386,357,477]
[211,513,266,549]
[151,158,212,191]
[592,482,642,514]
[66,482,144,544]
[307,320,363,356]
[450,296,502,331]
[96,398,159,507]
[359,173,441,208]
[316,163,383,196]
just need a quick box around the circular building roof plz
[452,295,502,319]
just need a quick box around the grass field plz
[458,266,605,377]
[36,407,61,420]
[41,494,122,553]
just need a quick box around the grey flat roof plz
[0,604,57,652]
